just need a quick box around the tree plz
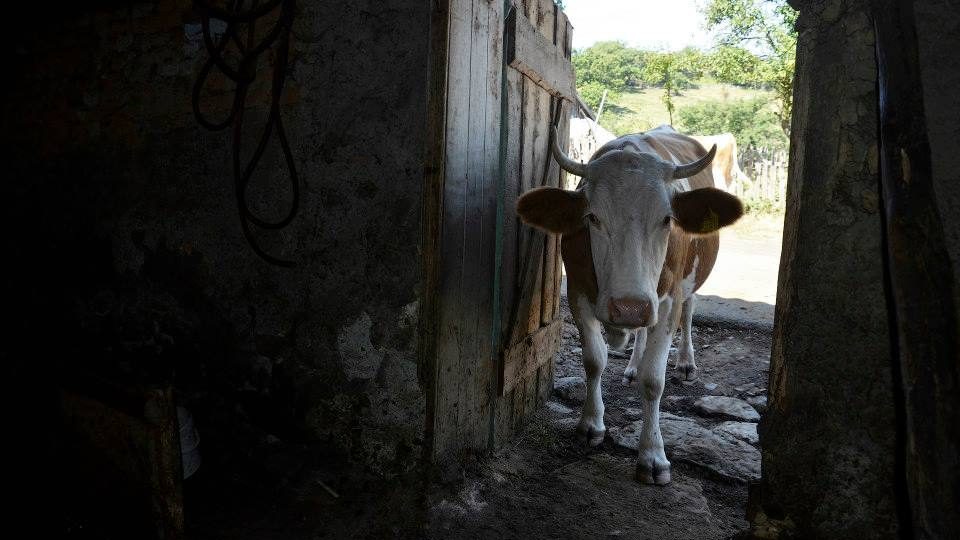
[572,41,645,109]
[704,0,797,135]
[640,51,702,125]
[706,45,765,87]
[677,98,788,149]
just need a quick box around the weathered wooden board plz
[506,6,575,100]
[432,0,504,458]
[430,0,571,453]
[502,319,562,394]
[498,1,568,402]
[499,66,524,346]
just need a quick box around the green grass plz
[595,82,776,136]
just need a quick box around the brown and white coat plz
[517,125,743,485]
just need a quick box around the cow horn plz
[673,144,717,179]
[551,126,587,177]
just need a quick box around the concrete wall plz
[4,0,431,478]
[760,0,899,536]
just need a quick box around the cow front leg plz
[621,328,647,385]
[572,297,607,446]
[636,296,677,485]
[674,294,697,381]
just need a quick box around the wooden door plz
[425,0,574,459]
[493,0,574,443]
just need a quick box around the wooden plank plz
[501,319,562,394]
[876,4,960,536]
[521,365,539,429]
[545,7,569,331]
[506,9,575,101]
[517,76,537,264]
[554,233,563,319]
[433,0,475,459]
[525,244,545,335]
[420,0,452,460]
[492,386,516,446]
[520,0,534,20]
[557,9,572,59]
[536,354,554,404]
[500,66,524,347]
[525,82,552,336]
[478,0,504,446]
[537,0,557,42]
[541,229,556,322]
[456,0,501,450]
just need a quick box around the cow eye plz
[663,215,673,227]
[586,213,601,227]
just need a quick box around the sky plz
[563,0,716,52]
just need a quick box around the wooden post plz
[875,1,960,537]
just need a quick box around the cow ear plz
[671,187,744,234]
[517,187,587,235]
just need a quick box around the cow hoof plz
[676,364,698,381]
[636,461,672,485]
[607,328,631,351]
[576,424,606,447]
[622,367,639,386]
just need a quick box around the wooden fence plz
[734,145,789,209]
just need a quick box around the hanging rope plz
[192,0,300,267]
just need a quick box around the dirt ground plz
[426,294,771,540]
[697,212,784,305]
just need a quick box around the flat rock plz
[609,413,760,482]
[693,395,760,422]
[746,395,767,412]
[714,421,759,445]
[554,376,585,403]
[545,400,574,415]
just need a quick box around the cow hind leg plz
[621,328,647,386]
[674,294,698,381]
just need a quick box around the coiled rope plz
[192,0,299,267]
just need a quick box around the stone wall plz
[4,0,431,478]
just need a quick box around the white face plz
[580,150,678,328]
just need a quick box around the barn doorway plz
[428,1,786,537]
[19,0,954,536]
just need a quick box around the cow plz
[691,133,750,192]
[516,125,743,485]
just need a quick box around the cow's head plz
[517,128,743,328]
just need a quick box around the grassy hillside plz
[596,82,776,136]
